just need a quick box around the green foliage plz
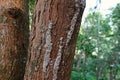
[111,3,120,53]
[111,3,120,26]
[29,0,35,13]
[70,71,81,80]
[76,33,95,56]
[71,3,120,80]
[86,72,96,80]
[29,0,35,28]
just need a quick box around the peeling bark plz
[24,0,85,80]
[0,0,29,80]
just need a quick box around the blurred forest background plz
[30,0,120,80]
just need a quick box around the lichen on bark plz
[43,21,53,73]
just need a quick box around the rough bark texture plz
[0,0,29,80]
[24,0,85,80]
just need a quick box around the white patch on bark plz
[35,65,39,71]
[53,37,63,80]
[66,0,81,46]
[43,22,53,73]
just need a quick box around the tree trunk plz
[0,0,29,80]
[109,65,113,80]
[76,53,82,72]
[24,0,85,80]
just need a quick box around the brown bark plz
[109,65,113,80]
[24,0,85,80]
[0,0,29,80]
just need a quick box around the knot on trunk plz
[5,7,23,19]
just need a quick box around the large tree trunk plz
[0,0,29,80]
[24,0,85,80]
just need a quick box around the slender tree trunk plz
[109,66,113,80]
[0,0,29,80]
[82,53,86,79]
[76,53,82,72]
[113,68,117,80]
[96,63,100,80]
[24,0,85,80]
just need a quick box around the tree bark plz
[24,0,85,80]
[0,0,29,80]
